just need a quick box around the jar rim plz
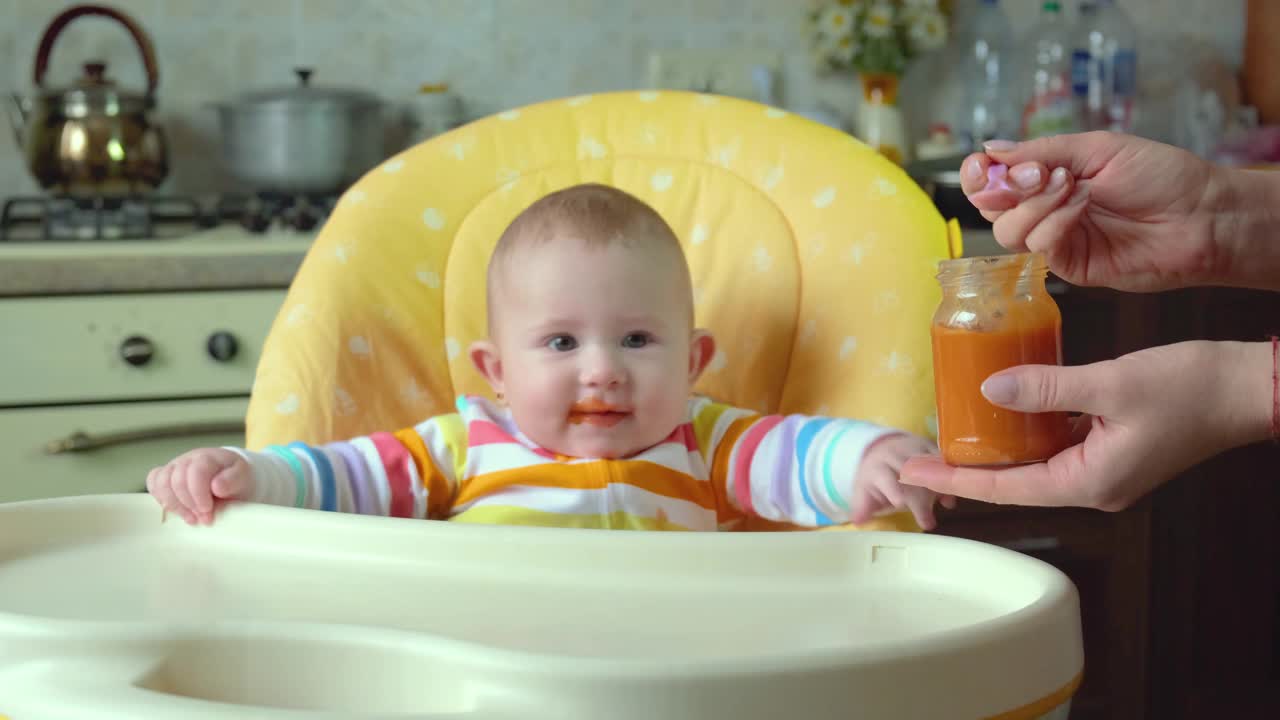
[936,251,1044,275]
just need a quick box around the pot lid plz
[41,61,153,116]
[236,67,381,108]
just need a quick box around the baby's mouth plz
[568,400,631,427]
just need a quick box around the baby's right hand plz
[146,448,252,526]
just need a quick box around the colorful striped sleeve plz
[690,398,898,527]
[227,412,466,519]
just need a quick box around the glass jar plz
[930,252,1073,466]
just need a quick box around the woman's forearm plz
[1210,166,1280,291]
[1213,340,1276,449]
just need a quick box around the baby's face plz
[481,237,707,458]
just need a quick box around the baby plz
[148,183,947,531]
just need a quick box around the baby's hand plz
[146,448,252,526]
[851,434,954,530]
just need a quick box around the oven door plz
[0,397,247,504]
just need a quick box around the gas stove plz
[0,192,340,242]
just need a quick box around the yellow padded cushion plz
[245,91,960,530]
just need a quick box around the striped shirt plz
[231,395,895,530]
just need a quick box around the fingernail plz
[1047,166,1068,191]
[981,374,1018,405]
[1010,164,1042,190]
[983,139,1017,152]
[963,157,984,181]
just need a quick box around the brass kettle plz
[6,4,168,197]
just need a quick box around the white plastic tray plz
[0,494,1082,719]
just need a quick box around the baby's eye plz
[547,335,578,352]
[621,333,651,349]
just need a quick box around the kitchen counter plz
[0,228,315,296]
[0,224,996,298]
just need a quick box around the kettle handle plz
[32,4,160,95]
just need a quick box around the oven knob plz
[119,335,154,367]
[240,209,271,233]
[292,204,320,232]
[207,331,239,362]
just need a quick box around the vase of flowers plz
[809,0,949,165]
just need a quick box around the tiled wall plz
[0,0,1245,198]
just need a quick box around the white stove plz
[0,192,322,504]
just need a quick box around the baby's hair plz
[485,183,692,329]
[491,183,682,264]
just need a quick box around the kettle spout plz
[6,93,30,148]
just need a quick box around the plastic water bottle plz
[952,0,1017,149]
[1019,0,1078,139]
[1071,0,1140,132]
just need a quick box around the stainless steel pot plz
[6,4,168,197]
[213,68,385,195]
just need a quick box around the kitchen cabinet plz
[932,280,1280,720]
[0,287,287,505]
[0,397,247,504]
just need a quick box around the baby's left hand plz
[852,434,954,530]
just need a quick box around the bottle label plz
[1023,84,1076,139]
[1070,49,1091,96]
[1071,48,1137,98]
[1112,49,1137,97]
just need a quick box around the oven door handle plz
[43,421,245,454]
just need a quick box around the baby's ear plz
[688,329,717,383]
[469,340,504,394]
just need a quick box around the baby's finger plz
[877,475,905,509]
[146,465,175,509]
[990,167,1077,254]
[903,488,938,531]
[154,465,195,524]
[168,459,201,524]
[210,462,251,500]
[848,486,885,526]
[186,457,220,515]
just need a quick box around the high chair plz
[0,93,1084,720]
[244,90,964,532]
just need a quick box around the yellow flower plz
[864,2,895,38]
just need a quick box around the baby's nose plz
[580,347,625,387]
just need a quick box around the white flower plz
[834,33,860,64]
[908,9,948,51]
[864,2,895,38]
[818,22,852,52]
[818,5,856,37]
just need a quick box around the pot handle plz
[32,4,160,95]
